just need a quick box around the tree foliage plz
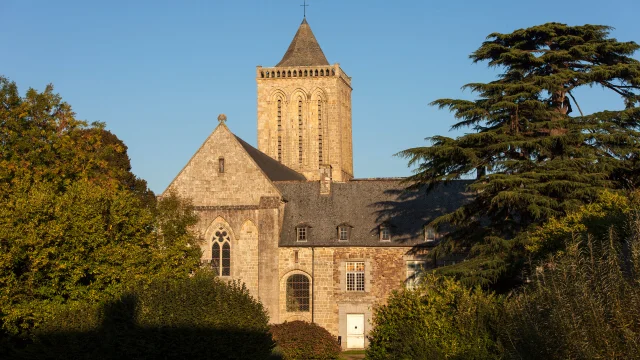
[366,274,502,360]
[501,193,640,359]
[0,77,202,337]
[399,23,640,287]
[270,321,341,360]
[6,273,273,360]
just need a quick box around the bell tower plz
[256,18,353,181]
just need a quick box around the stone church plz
[163,18,468,349]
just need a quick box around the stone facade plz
[256,64,353,181]
[161,18,450,350]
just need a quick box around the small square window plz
[380,226,391,241]
[297,227,307,242]
[425,226,436,242]
[339,226,349,241]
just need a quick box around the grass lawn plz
[339,349,366,360]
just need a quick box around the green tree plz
[399,23,640,287]
[366,274,502,360]
[0,77,202,337]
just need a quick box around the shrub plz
[500,219,640,359]
[270,321,341,360]
[366,274,502,360]
[10,272,274,360]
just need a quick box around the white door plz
[346,313,365,349]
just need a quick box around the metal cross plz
[301,0,309,18]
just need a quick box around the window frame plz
[211,226,231,277]
[296,226,308,242]
[424,225,437,242]
[379,225,391,242]
[286,274,310,312]
[346,261,365,292]
[406,260,426,290]
[218,157,225,173]
[338,225,351,241]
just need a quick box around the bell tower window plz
[298,99,303,165]
[318,100,323,164]
[277,99,282,162]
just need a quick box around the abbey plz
[163,18,467,349]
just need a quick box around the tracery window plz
[211,226,231,276]
[286,274,310,312]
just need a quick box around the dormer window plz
[380,226,391,242]
[424,226,437,242]
[218,157,225,173]
[339,227,349,241]
[337,224,352,241]
[296,227,307,242]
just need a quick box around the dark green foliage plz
[366,274,502,360]
[6,272,274,360]
[269,321,341,360]
[500,200,640,359]
[399,23,640,287]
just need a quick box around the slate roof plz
[234,136,306,182]
[276,18,330,67]
[275,179,474,247]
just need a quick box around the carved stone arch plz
[310,88,327,101]
[270,89,287,102]
[289,88,309,102]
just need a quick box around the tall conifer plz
[400,23,640,287]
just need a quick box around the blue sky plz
[2,0,639,193]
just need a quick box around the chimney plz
[319,164,332,195]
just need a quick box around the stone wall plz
[165,123,281,207]
[256,64,353,181]
[277,246,419,349]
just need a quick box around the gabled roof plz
[276,18,330,67]
[275,180,473,247]
[234,136,306,182]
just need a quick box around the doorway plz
[346,313,365,349]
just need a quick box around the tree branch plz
[567,91,584,117]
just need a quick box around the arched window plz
[261,72,264,78]
[320,69,324,76]
[286,274,310,312]
[277,71,281,78]
[293,70,297,77]
[288,70,291,77]
[304,70,308,76]
[314,69,318,76]
[211,226,231,276]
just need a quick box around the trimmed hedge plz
[270,321,341,360]
[9,272,274,360]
